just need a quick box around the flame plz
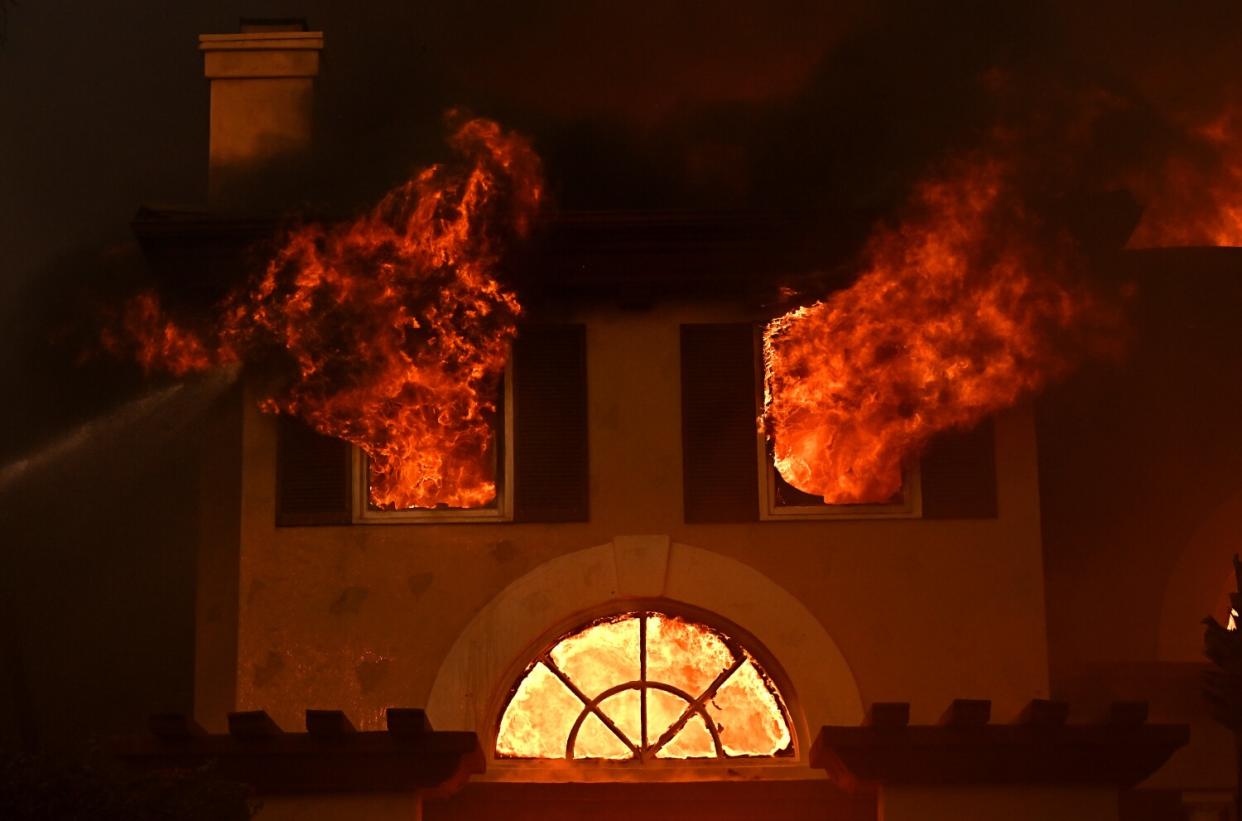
[495,662,582,759]
[763,157,1102,504]
[645,613,733,698]
[105,115,542,509]
[656,711,715,759]
[707,659,790,757]
[550,615,640,698]
[101,292,236,377]
[1129,106,1242,247]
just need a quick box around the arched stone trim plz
[426,536,863,774]
[1159,486,1242,661]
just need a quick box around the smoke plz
[490,1,1242,228]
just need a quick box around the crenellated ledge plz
[811,699,1189,791]
[116,708,484,796]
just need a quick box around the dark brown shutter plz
[512,323,589,522]
[681,323,760,523]
[275,416,352,526]
[919,418,998,519]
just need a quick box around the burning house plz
[7,8,1242,821]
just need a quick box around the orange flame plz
[101,291,236,377]
[1129,106,1242,247]
[763,157,1102,504]
[106,115,542,509]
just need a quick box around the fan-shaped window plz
[495,612,794,761]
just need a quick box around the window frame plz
[351,364,515,524]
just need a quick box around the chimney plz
[198,20,324,208]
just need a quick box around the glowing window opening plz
[351,368,514,523]
[758,434,923,519]
[750,326,922,520]
[495,612,794,761]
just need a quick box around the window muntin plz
[495,612,794,761]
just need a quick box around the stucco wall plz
[225,301,1051,748]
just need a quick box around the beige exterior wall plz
[224,301,1051,755]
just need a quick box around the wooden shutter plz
[919,418,998,519]
[275,416,352,526]
[512,323,589,522]
[681,323,760,523]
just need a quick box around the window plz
[495,612,794,761]
[274,323,590,527]
[352,371,515,523]
[681,323,962,524]
[752,327,922,521]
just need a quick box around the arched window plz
[495,611,794,761]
